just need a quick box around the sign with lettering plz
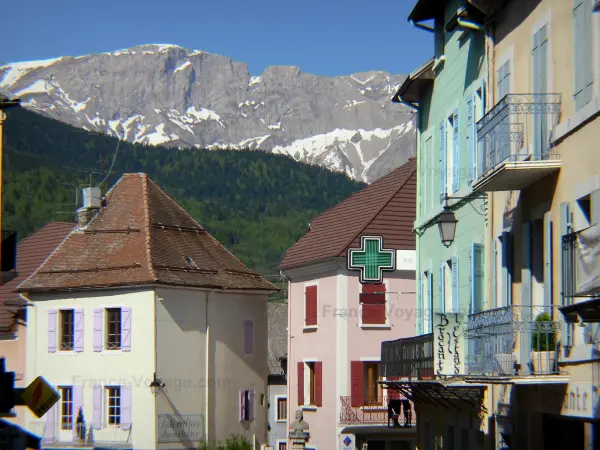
[433,312,466,376]
[396,250,416,271]
[20,376,60,418]
[157,414,204,443]
[560,383,596,418]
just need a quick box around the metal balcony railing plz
[29,421,132,447]
[466,305,561,376]
[339,396,416,427]
[475,93,561,180]
[381,333,434,380]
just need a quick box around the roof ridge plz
[145,176,204,230]
[334,159,417,257]
[141,174,158,282]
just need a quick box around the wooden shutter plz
[305,285,318,326]
[314,362,323,407]
[439,264,446,313]
[361,283,386,324]
[297,362,304,406]
[574,0,594,110]
[451,256,459,313]
[467,99,474,184]
[427,272,433,333]
[249,390,255,421]
[121,385,132,430]
[500,232,512,308]
[471,244,484,313]
[121,307,131,352]
[350,361,364,407]
[532,25,549,156]
[239,389,246,422]
[93,308,103,352]
[452,109,460,193]
[73,385,83,424]
[544,212,553,311]
[44,405,56,440]
[491,239,497,309]
[74,308,84,352]
[439,120,447,203]
[418,273,424,334]
[48,309,57,353]
[522,223,532,309]
[92,385,102,429]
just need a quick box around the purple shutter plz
[121,385,132,430]
[73,385,83,422]
[244,320,254,355]
[74,308,84,352]
[249,390,255,421]
[239,389,246,422]
[93,308,103,352]
[48,309,57,353]
[93,385,102,429]
[121,307,131,351]
[43,404,56,442]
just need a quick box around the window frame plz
[106,386,121,426]
[59,309,75,352]
[275,395,288,422]
[59,386,73,430]
[363,361,382,406]
[276,440,288,450]
[303,282,319,330]
[105,307,122,351]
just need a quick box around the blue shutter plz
[544,212,553,312]
[574,0,593,110]
[440,120,447,203]
[480,78,486,113]
[471,244,484,313]
[560,202,571,236]
[533,25,549,156]
[418,272,424,335]
[467,99,475,184]
[522,223,532,308]
[439,264,445,313]
[491,239,497,309]
[427,272,433,333]
[500,232,513,308]
[452,109,460,193]
[583,0,594,103]
[451,256,459,313]
[591,189,600,224]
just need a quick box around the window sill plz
[56,350,78,355]
[303,326,318,332]
[301,405,318,411]
[360,324,391,330]
[99,349,126,355]
[275,419,287,423]
[552,96,600,145]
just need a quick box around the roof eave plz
[408,0,444,24]
[392,58,435,106]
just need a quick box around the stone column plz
[288,410,310,450]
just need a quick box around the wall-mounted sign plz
[347,236,396,284]
[157,414,204,443]
[433,312,466,376]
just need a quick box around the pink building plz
[279,158,418,450]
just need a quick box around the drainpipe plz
[409,20,435,33]
[457,18,484,31]
[279,270,291,430]
[205,289,214,442]
[18,293,35,384]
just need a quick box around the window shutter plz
[560,202,572,236]
[74,308,84,352]
[244,320,255,355]
[480,78,486,112]
[73,385,83,423]
[239,390,246,422]
[574,0,593,109]
[583,0,594,103]
[491,239,497,310]
[471,244,484,313]
[522,223,532,308]
[350,361,364,407]
[467,99,474,183]
[544,212,553,311]
[48,310,57,353]
[314,362,323,407]
[297,362,304,406]
[418,273,424,334]
[440,120,447,203]
[121,307,131,352]
[361,283,386,324]
[451,256,459,313]
[439,264,446,313]
[500,233,509,308]
[121,385,132,430]
[452,109,460,193]
[305,285,318,326]
[249,390,255,421]
[93,385,102,429]
[44,405,56,441]
[93,308,103,352]
[591,189,600,224]
[427,273,433,333]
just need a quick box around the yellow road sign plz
[20,376,60,418]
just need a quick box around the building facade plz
[17,174,277,449]
[267,301,288,450]
[280,159,418,450]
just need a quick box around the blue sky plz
[2,0,433,77]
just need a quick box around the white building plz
[17,173,277,449]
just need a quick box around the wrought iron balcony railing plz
[339,396,416,427]
[381,333,434,380]
[29,421,132,447]
[475,93,561,181]
[466,305,561,376]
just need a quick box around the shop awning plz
[0,419,41,449]
[559,298,600,323]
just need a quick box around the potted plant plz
[530,312,557,373]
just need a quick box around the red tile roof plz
[17,173,277,293]
[278,158,416,271]
[0,222,75,331]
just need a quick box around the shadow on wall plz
[495,0,543,44]
[463,29,485,92]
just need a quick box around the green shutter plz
[440,264,446,313]
[440,121,447,203]
[427,272,433,333]
[467,99,475,184]
[591,189,600,224]
[471,244,484,313]
[418,272,424,335]
[453,109,460,193]
[451,256,459,313]
[544,212,553,311]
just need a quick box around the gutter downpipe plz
[18,293,35,386]
[392,95,419,111]
[279,270,291,432]
[409,19,435,33]
[205,288,214,443]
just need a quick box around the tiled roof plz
[17,173,278,293]
[279,158,417,271]
[267,302,288,375]
[0,222,75,331]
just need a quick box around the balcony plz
[339,396,416,428]
[466,305,562,377]
[29,421,131,448]
[381,333,434,380]
[473,94,562,193]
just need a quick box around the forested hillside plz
[2,108,366,275]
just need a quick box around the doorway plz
[543,415,584,450]
[366,441,386,450]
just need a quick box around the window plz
[276,397,287,421]
[278,443,288,450]
[106,308,122,350]
[60,386,73,430]
[497,60,511,101]
[360,283,386,325]
[440,110,460,201]
[574,0,594,110]
[440,257,458,313]
[304,285,318,327]
[239,389,254,422]
[106,386,121,426]
[364,362,381,405]
[60,309,74,351]
[243,320,255,355]
[298,361,322,407]
[307,362,316,405]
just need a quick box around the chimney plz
[77,187,102,227]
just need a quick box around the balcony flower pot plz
[530,313,557,374]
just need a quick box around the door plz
[366,441,386,450]
[533,25,549,157]
[58,386,74,443]
[543,415,584,450]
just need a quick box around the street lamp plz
[149,373,164,396]
[437,209,458,247]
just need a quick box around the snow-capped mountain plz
[0,44,415,183]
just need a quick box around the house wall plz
[268,383,287,448]
[24,288,157,449]
[0,322,28,426]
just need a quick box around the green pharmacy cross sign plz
[347,235,396,284]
